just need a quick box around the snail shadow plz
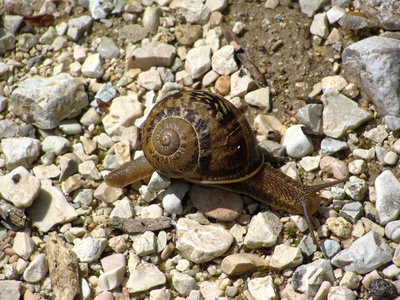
[26,188,52,224]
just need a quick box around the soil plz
[224,0,337,120]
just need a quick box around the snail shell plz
[142,91,264,184]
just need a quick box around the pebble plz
[248,276,278,300]
[331,230,393,274]
[126,254,166,293]
[97,37,119,59]
[363,124,388,144]
[297,236,317,257]
[344,176,368,201]
[327,6,346,24]
[162,181,190,215]
[94,182,124,204]
[340,271,361,290]
[9,73,88,130]
[321,87,373,138]
[23,253,48,283]
[299,0,327,17]
[348,159,367,175]
[78,160,102,180]
[132,231,157,256]
[281,125,314,159]
[149,288,171,300]
[319,156,349,180]
[102,95,143,136]
[215,75,231,95]
[137,68,163,90]
[72,237,107,263]
[321,75,348,92]
[95,82,116,103]
[295,103,323,134]
[110,198,135,219]
[299,156,321,172]
[98,255,126,291]
[42,136,71,155]
[221,253,269,276]
[170,0,210,24]
[310,13,329,38]
[339,201,363,223]
[320,137,348,156]
[67,16,93,41]
[352,148,375,160]
[27,180,78,232]
[0,280,21,300]
[175,24,202,46]
[176,218,233,263]
[230,68,256,97]
[292,259,334,297]
[127,40,176,71]
[185,46,211,79]
[202,70,220,86]
[12,231,35,260]
[211,45,238,75]
[243,211,283,249]
[254,114,283,135]
[384,115,400,131]
[189,185,243,221]
[320,239,341,258]
[1,137,41,170]
[327,286,355,300]
[244,87,271,111]
[326,217,352,239]
[375,170,400,225]
[171,270,199,296]
[270,244,303,269]
[82,53,104,79]
[369,279,398,300]
[384,151,398,166]
[385,220,400,242]
[0,166,41,208]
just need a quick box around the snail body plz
[106,91,340,244]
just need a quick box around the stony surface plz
[1,1,400,299]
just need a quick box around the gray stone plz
[320,138,348,156]
[119,24,148,43]
[176,218,233,263]
[297,236,317,257]
[162,181,190,215]
[375,170,400,225]
[331,230,393,274]
[97,37,119,59]
[342,36,400,116]
[0,28,16,54]
[296,104,323,134]
[320,239,341,258]
[42,136,71,155]
[1,137,41,169]
[10,73,88,129]
[67,16,93,41]
[17,33,38,52]
[4,15,23,35]
[339,201,363,223]
[299,0,329,18]
[321,88,373,138]
[344,177,368,201]
[359,0,400,30]
[292,259,334,297]
[384,115,400,131]
[0,280,21,300]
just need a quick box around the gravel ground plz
[1,0,400,299]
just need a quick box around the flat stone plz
[189,185,243,221]
[296,104,323,134]
[0,166,41,208]
[10,73,88,130]
[126,254,166,293]
[244,87,271,111]
[137,68,162,90]
[12,232,34,260]
[230,68,256,97]
[0,280,21,300]
[27,181,78,232]
[248,276,278,300]
[244,211,283,249]
[132,231,157,256]
[270,244,303,269]
[221,253,269,276]
[94,182,124,204]
[321,87,373,138]
[176,218,233,263]
[331,230,393,274]
[1,137,41,170]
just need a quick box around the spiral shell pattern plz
[142,91,264,183]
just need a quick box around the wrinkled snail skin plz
[105,90,342,245]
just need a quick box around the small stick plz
[220,22,266,87]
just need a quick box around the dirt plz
[224,0,337,120]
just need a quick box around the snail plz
[106,90,342,245]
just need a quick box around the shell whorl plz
[142,91,264,183]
